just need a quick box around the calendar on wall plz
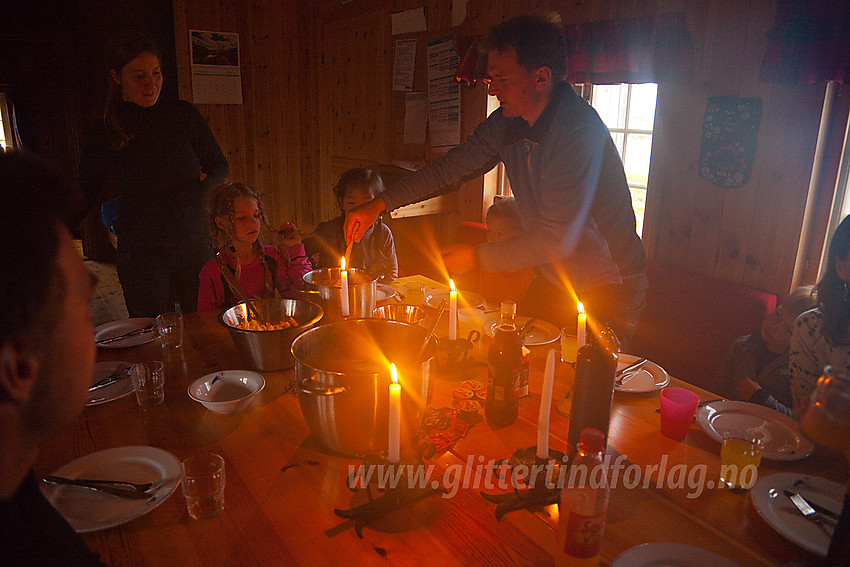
[190,30,243,105]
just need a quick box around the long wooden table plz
[36,306,848,566]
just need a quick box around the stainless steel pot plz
[303,268,377,320]
[220,298,323,371]
[293,319,437,456]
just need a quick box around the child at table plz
[709,285,816,416]
[478,197,535,305]
[303,168,397,283]
[197,182,311,311]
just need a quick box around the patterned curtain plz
[760,0,850,84]
[455,13,694,86]
[563,13,694,85]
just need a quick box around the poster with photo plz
[190,30,243,104]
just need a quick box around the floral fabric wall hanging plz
[698,96,762,188]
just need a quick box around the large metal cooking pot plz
[293,319,437,456]
[220,298,323,371]
[303,268,377,320]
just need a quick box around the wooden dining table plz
[36,289,849,566]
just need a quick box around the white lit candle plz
[449,279,458,340]
[388,363,401,463]
[537,349,557,459]
[340,257,350,317]
[577,301,586,351]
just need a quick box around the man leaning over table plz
[344,13,647,346]
[0,151,107,566]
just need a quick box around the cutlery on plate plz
[89,363,131,390]
[786,490,837,533]
[96,325,155,345]
[42,476,161,500]
[784,490,840,521]
[616,358,647,378]
[518,318,537,341]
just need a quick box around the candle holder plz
[480,446,570,521]
[334,449,447,537]
[435,333,485,379]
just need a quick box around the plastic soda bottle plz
[560,427,610,565]
[485,302,521,426]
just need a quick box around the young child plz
[197,182,312,311]
[710,285,817,416]
[478,197,535,305]
[304,168,397,283]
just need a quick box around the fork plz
[89,362,131,390]
[786,491,836,535]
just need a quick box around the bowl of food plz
[219,298,323,371]
[371,304,427,325]
[188,370,265,414]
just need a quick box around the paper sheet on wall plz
[393,39,417,91]
[452,0,468,27]
[190,30,242,104]
[391,8,427,35]
[427,37,460,152]
[404,92,428,145]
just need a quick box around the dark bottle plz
[485,302,522,426]
[566,325,619,451]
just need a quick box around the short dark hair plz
[333,168,385,203]
[484,13,567,81]
[486,196,521,228]
[0,151,71,345]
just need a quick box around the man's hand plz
[344,198,386,244]
[276,221,302,248]
[441,244,478,275]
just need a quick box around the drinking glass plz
[560,330,577,364]
[130,361,165,407]
[156,312,184,349]
[180,453,226,520]
[659,387,700,440]
[720,432,763,489]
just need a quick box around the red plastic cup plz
[660,387,700,440]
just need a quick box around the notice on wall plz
[427,37,460,152]
[393,39,417,91]
[391,8,427,35]
[404,92,428,145]
[190,30,243,105]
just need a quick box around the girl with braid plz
[197,182,311,311]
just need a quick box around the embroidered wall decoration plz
[698,96,762,188]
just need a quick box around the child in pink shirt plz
[198,182,311,311]
[478,197,535,305]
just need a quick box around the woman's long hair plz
[817,215,850,344]
[103,31,162,150]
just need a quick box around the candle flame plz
[577,301,585,315]
[449,279,456,292]
[390,363,398,386]
[340,256,346,271]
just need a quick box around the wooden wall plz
[167,0,834,296]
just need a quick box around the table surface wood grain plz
[35,307,848,566]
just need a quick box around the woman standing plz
[79,31,228,316]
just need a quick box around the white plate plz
[611,542,739,566]
[87,361,134,406]
[615,354,670,393]
[483,316,560,346]
[424,289,486,310]
[376,283,397,301]
[94,318,158,349]
[696,400,815,461]
[751,472,845,557]
[41,446,180,533]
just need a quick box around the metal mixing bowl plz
[371,304,427,325]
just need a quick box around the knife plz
[784,490,840,521]
[42,476,152,500]
[96,325,155,345]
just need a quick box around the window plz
[484,83,658,236]
[0,93,14,150]
[582,83,658,237]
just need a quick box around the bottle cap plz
[500,301,517,317]
[579,427,605,453]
